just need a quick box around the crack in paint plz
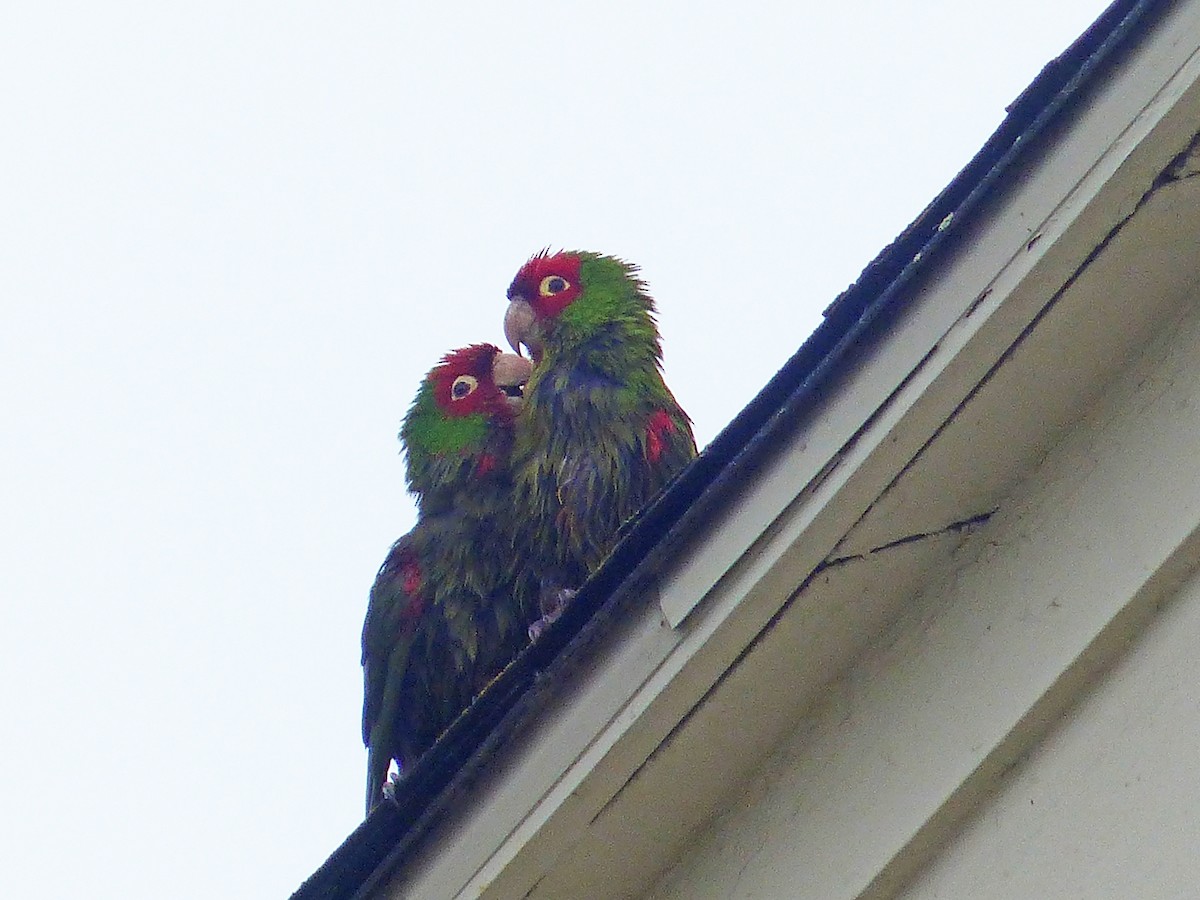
[1155,129,1200,185]
[820,509,997,571]
[832,127,1200,557]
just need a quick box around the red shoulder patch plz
[646,409,678,463]
[399,557,425,632]
[476,453,497,476]
[401,557,422,595]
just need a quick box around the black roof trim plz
[293,1,1165,896]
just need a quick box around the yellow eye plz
[539,275,570,296]
[450,374,478,400]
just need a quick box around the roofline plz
[292,1,1168,895]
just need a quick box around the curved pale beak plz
[492,351,533,410]
[504,296,540,363]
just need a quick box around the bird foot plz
[528,587,577,640]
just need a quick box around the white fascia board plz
[650,289,1200,900]
[381,4,1200,898]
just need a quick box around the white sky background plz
[2,2,1112,896]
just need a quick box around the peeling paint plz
[1156,129,1200,184]
[964,288,993,319]
[821,509,998,571]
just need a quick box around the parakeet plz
[503,251,697,630]
[361,344,534,813]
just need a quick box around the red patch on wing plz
[401,558,422,595]
[399,556,425,632]
[476,453,497,476]
[508,251,583,320]
[646,409,678,463]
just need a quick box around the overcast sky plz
[2,2,1112,896]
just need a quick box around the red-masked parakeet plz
[361,344,533,813]
[503,251,696,632]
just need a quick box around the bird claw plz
[528,587,577,640]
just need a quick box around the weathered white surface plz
[648,274,1200,900]
[894,564,1200,898]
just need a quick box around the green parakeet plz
[361,344,534,813]
[503,251,697,631]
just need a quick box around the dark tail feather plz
[365,743,389,816]
[363,632,417,815]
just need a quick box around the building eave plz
[292,0,1195,896]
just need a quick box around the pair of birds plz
[360,250,697,813]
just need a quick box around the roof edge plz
[292,2,1167,896]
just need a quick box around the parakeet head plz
[401,343,532,499]
[503,250,655,364]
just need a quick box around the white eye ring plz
[450,374,478,400]
[539,275,569,296]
